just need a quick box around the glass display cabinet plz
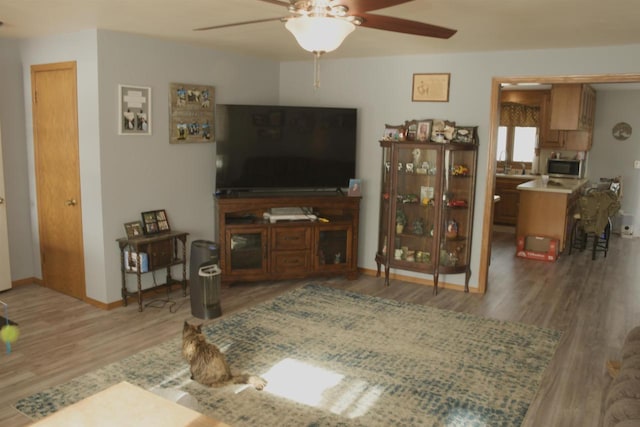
[375,131,478,293]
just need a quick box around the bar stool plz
[569,189,620,260]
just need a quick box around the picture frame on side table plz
[141,209,170,235]
[118,84,151,135]
[411,73,450,102]
[124,221,144,239]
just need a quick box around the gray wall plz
[6,30,280,303]
[3,30,640,300]
[589,89,640,224]
[278,45,640,288]
[0,39,32,281]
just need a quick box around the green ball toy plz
[1,325,20,344]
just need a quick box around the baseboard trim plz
[358,267,480,293]
[11,277,43,287]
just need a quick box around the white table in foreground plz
[30,381,229,427]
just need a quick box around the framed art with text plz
[411,73,450,102]
[169,82,214,144]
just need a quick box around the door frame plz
[0,123,11,291]
[479,73,640,292]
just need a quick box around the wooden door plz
[31,62,86,300]
[0,124,11,291]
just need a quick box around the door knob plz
[0,197,4,204]
[65,199,77,206]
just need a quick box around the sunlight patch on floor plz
[444,408,488,427]
[262,358,344,406]
[260,358,381,419]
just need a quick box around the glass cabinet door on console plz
[225,227,267,276]
[315,225,352,271]
[376,137,477,294]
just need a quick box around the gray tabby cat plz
[181,321,267,390]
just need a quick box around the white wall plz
[279,45,640,289]
[0,39,33,280]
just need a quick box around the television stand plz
[215,193,360,285]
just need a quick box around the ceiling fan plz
[195,0,456,87]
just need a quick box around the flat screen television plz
[215,104,357,193]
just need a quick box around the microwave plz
[547,159,584,179]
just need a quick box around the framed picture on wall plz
[118,84,151,135]
[411,73,450,102]
[169,83,215,144]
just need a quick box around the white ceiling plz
[1,0,640,61]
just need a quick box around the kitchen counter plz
[495,173,538,180]
[516,178,586,253]
[517,178,588,194]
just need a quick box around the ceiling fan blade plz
[341,0,413,14]
[194,17,285,31]
[358,13,457,39]
[257,0,292,7]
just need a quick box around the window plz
[497,126,536,170]
[497,101,539,171]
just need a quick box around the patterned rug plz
[15,284,561,426]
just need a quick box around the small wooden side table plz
[117,231,189,311]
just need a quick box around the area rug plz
[14,284,561,426]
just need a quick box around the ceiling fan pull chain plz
[314,52,321,89]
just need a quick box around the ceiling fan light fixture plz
[285,16,355,54]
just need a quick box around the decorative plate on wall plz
[612,122,632,141]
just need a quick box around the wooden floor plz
[1,230,638,426]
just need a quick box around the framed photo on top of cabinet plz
[452,126,478,144]
[141,209,170,235]
[169,83,214,144]
[382,124,405,141]
[404,120,419,141]
[416,120,432,142]
[118,84,151,135]
[411,73,450,102]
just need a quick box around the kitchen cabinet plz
[550,84,596,131]
[375,137,478,293]
[544,84,596,151]
[494,177,530,225]
[543,128,593,151]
